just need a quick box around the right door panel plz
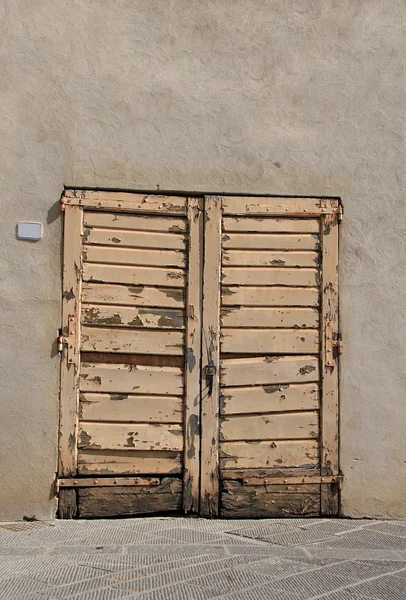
[218,198,340,517]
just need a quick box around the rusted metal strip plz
[57,477,160,491]
[242,475,343,486]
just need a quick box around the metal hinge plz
[58,316,77,364]
[333,338,343,355]
[326,324,343,366]
[338,205,343,222]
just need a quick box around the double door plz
[58,190,341,518]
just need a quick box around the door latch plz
[204,365,216,396]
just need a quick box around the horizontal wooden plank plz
[77,477,183,517]
[84,227,186,250]
[81,326,184,356]
[221,467,320,480]
[79,422,183,451]
[220,440,319,470]
[82,283,184,308]
[223,217,320,234]
[83,245,186,268]
[223,250,318,268]
[222,234,319,251]
[222,267,318,287]
[221,480,320,518]
[221,307,319,329]
[78,450,182,475]
[80,363,183,396]
[221,355,319,387]
[221,329,319,354]
[222,286,319,307]
[64,192,187,215]
[84,211,187,234]
[79,393,182,423]
[220,412,319,441]
[83,264,185,288]
[221,383,319,415]
[222,196,339,216]
[82,305,184,329]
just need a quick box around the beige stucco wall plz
[0,0,405,520]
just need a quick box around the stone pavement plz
[0,518,405,599]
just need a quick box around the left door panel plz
[58,192,203,518]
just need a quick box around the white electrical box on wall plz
[16,222,43,241]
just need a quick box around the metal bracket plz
[242,475,344,486]
[326,323,343,366]
[58,316,77,364]
[57,477,160,489]
[204,364,216,396]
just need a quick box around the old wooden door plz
[58,191,203,518]
[199,196,341,518]
[58,191,341,518]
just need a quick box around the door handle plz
[204,365,216,396]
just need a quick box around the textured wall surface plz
[0,0,405,519]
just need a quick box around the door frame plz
[57,190,342,518]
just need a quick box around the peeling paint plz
[63,288,75,301]
[68,434,75,452]
[187,414,198,459]
[263,384,289,394]
[163,288,184,302]
[186,347,196,373]
[128,285,145,296]
[299,365,316,375]
[168,225,185,233]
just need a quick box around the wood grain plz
[80,362,183,396]
[83,245,186,268]
[82,305,184,329]
[222,267,318,287]
[222,286,319,307]
[223,217,320,233]
[65,191,188,215]
[59,205,83,478]
[221,355,319,387]
[81,326,184,355]
[221,328,319,354]
[82,283,184,308]
[78,478,183,517]
[221,307,319,329]
[78,450,182,475]
[223,250,318,267]
[79,393,182,423]
[222,196,339,217]
[183,197,203,514]
[84,227,186,250]
[84,211,187,233]
[221,480,320,518]
[78,422,183,452]
[221,383,319,415]
[320,213,340,515]
[83,263,185,288]
[220,412,319,441]
[200,195,222,517]
[220,439,319,470]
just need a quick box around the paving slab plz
[0,518,405,599]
